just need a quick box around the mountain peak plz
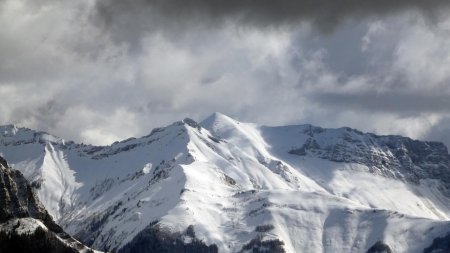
[207,111,236,121]
[200,112,240,131]
[0,124,62,145]
[182,118,200,129]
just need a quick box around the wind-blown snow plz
[1,114,450,252]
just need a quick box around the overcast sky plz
[1,0,450,148]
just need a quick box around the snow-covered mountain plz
[1,113,450,253]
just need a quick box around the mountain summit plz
[1,113,450,253]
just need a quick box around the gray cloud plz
[89,0,450,55]
[425,117,450,149]
[312,91,450,115]
[1,0,450,150]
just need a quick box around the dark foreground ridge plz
[0,155,95,253]
[119,222,218,253]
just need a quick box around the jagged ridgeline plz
[0,155,95,253]
[1,113,450,253]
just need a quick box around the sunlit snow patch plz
[142,163,152,174]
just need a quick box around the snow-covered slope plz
[1,114,450,253]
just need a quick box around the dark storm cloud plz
[89,0,450,56]
[93,0,450,31]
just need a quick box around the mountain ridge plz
[1,113,450,252]
[3,112,448,151]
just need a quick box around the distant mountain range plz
[1,112,450,253]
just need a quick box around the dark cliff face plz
[0,156,62,233]
[0,156,94,253]
[0,156,8,167]
[119,223,219,253]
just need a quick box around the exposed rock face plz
[0,224,79,253]
[423,233,450,253]
[119,223,218,253]
[366,241,392,253]
[0,155,95,253]
[0,156,60,231]
[288,126,450,193]
[0,156,7,167]
[239,236,285,253]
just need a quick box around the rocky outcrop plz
[239,236,285,253]
[0,225,79,253]
[288,126,450,194]
[0,156,61,232]
[0,155,96,253]
[423,232,450,253]
[366,241,392,253]
[119,223,218,253]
